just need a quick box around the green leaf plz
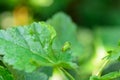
[0,22,75,72]
[0,66,13,80]
[0,22,56,72]
[90,71,120,80]
[47,12,83,59]
[100,71,120,80]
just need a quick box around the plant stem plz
[60,67,75,80]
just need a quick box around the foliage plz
[1,12,120,80]
[0,21,76,80]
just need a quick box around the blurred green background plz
[1,0,120,28]
[1,0,120,80]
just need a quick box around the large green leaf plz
[0,66,13,80]
[47,12,83,59]
[0,22,75,72]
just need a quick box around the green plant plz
[0,21,78,80]
[90,47,120,80]
[1,12,120,80]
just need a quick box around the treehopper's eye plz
[62,42,71,52]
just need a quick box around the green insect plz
[62,42,71,52]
